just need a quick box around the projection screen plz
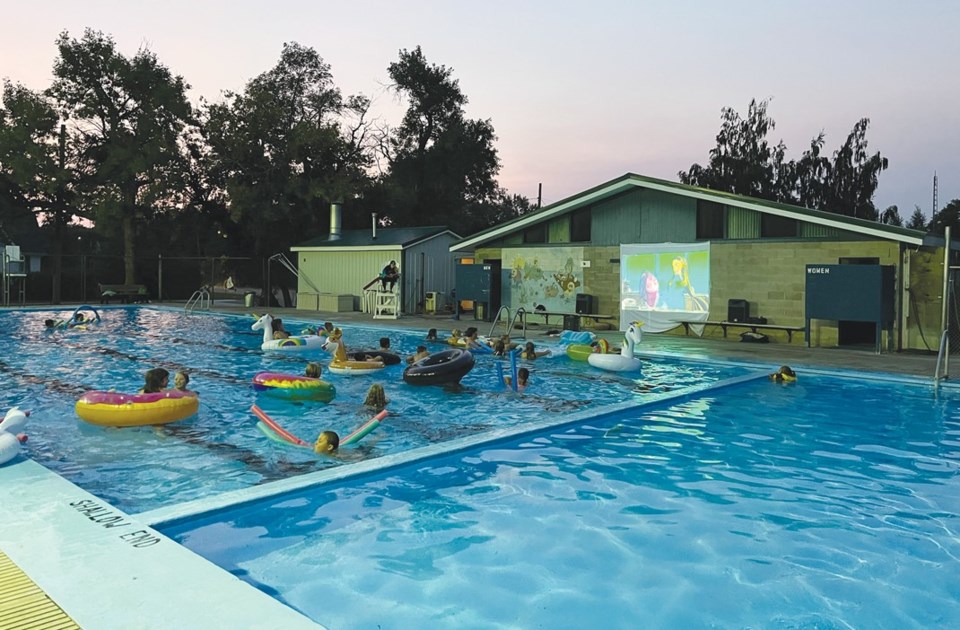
[619,243,711,333]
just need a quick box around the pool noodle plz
[341,409,388,445]
[71,304,101,322]
[510,349,519,392]
[257,421,298,445]
[251,404,309,446]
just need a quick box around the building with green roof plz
[292,205,461,314]
[450,173,947,351]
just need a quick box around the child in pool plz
[504,367,530,392]
[173,371,196,394]
[406,345,430,364]
[770,365,797,383]
[520,341,551,360]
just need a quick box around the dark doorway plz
[838,257,880,347]
[482,258,502,321]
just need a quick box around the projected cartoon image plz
[620,243,711,332]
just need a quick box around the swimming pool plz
[160,374,960,628]
[1,306,743,513]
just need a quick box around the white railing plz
[185,287,211,313]
[934,329,949,392]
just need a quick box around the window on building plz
[523,223,546,243]
[696,200,724,239]
[761,213,798,237]
[570,208,591,242]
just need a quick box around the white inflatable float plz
[588,322,644,372]
[0,406,29,466]
[252,313,324,352]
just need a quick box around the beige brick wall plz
[473,240,949,350]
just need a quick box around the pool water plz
[1,307,742,513]
[162,375,960,629]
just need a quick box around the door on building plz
[838,257,880,347]
[482,258,502,321]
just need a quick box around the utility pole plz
[537,183,542,209]
[52,123,66,304]
[933,171,939,218]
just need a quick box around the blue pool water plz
[162,375,960,629]
[0,307,741,513]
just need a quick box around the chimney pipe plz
[372,212,377,240]
[329,202,342,240]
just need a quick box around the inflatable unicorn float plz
[588,321,643,372]
[0,407,29,466]
[252,313,324,352]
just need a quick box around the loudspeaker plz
[575,294,595,314]
[563,315,580,331]
[727,299,749,322]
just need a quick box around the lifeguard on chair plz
[379,260,399,292]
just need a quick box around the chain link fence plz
[10,254,269,305]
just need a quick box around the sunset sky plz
[2,0,958,217]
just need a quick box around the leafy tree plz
[0,81,77,300]
[204,42,373,258]
[907,206,928,230]
[680,101,889,222]
[880,205,903,226]
[821,118,888,219]
[927,199,960,236]
[679,99,790,201]
[379,46,505,234]
[47,29,193,284]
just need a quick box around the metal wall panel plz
[548,216,571,242]
[727,206,760,239]
[402,234,459,312]
[639,188,696,243]
[296,249,400,304]
[800,222,842,238]
[590,189,644,245]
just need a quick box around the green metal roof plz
[451,172,927,250]
[293,226,459,250]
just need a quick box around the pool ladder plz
[488,306,527,340]
[934,329,949,392]
[185,286,211,313]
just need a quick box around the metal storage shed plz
[291,217,461,316]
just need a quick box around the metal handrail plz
[934,329,949,391]
[508,307,527,340]
[185,287,211,313]
[270,252,322,294]
[488,306,511,338]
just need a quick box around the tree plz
[680,101,889,222]
[880,205,903,226]
[47,29,193,284]
[907,206,928,230]
[679,99,790,201]
[927,199,960,236]
[821,118,888,219]
[379,47,506,234]
[0,81,77,301]
[204,42,373,259]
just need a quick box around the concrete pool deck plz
[212,302,942,379]
[0,303,946,628]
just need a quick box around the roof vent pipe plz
[329,202,342,240]
[372,212,377,240]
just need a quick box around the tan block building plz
[450,173,952,352]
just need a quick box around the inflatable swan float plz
[252,313,324,351]
[0,407,29,466]
[588,322,643,372]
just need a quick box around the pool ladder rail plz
[934,328,949,392]
[488,306,527,340]
[185,286,211,313]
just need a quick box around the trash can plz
[244,292,256,308]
